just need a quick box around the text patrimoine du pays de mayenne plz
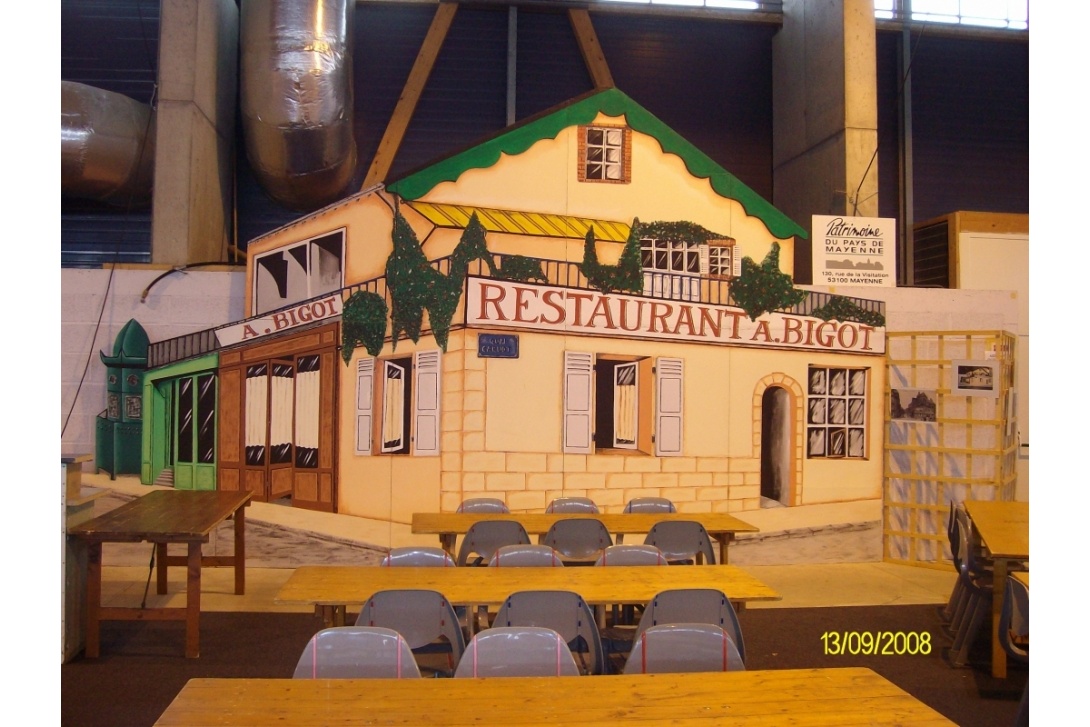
[466,280,881,353]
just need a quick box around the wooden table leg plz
[85,542,102,659]
[234,505,246,595]
[186,541,202,658]
[716,535,731,565]
[440,533,456,558]
[991,558,1009,678]
[156,542,169,594]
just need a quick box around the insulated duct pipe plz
[240,0,358,210]
[61,81,156,208]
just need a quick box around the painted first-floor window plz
[807,366,868,459]
[355,350,442,456]
[564,351,683,456]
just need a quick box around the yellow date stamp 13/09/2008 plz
[821,631,932,656]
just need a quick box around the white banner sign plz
[465,278,884,354]
[216,294,343,346]
[812,215,897,288]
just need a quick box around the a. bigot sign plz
[216,295,343,347]
[465,278,885,354]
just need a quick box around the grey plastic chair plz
[594,544,668,566]
[545,497,600,514]
[616,497,678,542]
[454,626,582,678]
[623,623,744,674]
[354,589,466,677]
[542,518,613,565]
[594,544,667,626]
[642,520,717,564]
[380,546,456,568]
[456,520,532,566]
[491,590,606,675]
[949,516,994,667]
[999,575,1029,727]
[292,626,421,679]
[488,543,565,567]
[456,497,510,513]
[623,497,677,513]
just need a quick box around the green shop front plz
[141,353,219,490]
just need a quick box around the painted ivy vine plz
[729,242,808,321]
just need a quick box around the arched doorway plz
[760,386,792,506]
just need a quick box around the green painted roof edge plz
[387,88,808,240]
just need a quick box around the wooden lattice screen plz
[883,331,1018,569]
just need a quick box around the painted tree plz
[580,219,643,294]
[386,210,440,346]
[340,291,388,364]
[729,242,807,321]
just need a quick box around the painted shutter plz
[699,243,710,276]
[655,357,684,456]
[413,350,442,456]
[563,351,594,454]
[731,243,742,278]
[355,358,373,455]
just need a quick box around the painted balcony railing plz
[148,252,885,368]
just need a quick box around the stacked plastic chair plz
[545,497,600,513]
[454,627,581,677]
[623,623,744,674]
[456,498,510,513]
[643,520,717,565]
[487,544,565,567]
[542,518,613,565]
[456,520,531,566]
[949,511,994,667]
[491,590,605,675]
[355,590,465,677]
[999,575,1029,726]
[292,626,421,679]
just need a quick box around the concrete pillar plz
[151,0,238,265]
[772,0,879,229]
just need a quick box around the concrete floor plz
[80,472,956,614]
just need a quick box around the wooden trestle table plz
[411,511,760,564]
[964,499,1029,679]
[276,563,780,630]
[154,667,955,726]
[68,489,252,658]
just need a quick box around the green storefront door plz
[173,373,217,490]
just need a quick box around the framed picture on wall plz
[951,360,999,397]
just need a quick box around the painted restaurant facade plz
[140,89,887,529]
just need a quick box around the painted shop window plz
[244,356,321,468]
[177,373,217,465]
[355,350,441,457]
[564,351,683,456]
[807,366,868,459]
[294,355,321,468]
[578,125,631,183]
[252,229,345,315]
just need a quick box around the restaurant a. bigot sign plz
[465,278,885,355]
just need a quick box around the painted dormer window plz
[578,125,631,183]
[253,229,345,315]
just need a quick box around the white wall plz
[60,268,246,468]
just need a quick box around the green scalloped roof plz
[386,88,807,240]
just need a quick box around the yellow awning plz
[406,201,631,243]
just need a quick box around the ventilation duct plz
[61,81,156,208]
[240,0,358,211]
